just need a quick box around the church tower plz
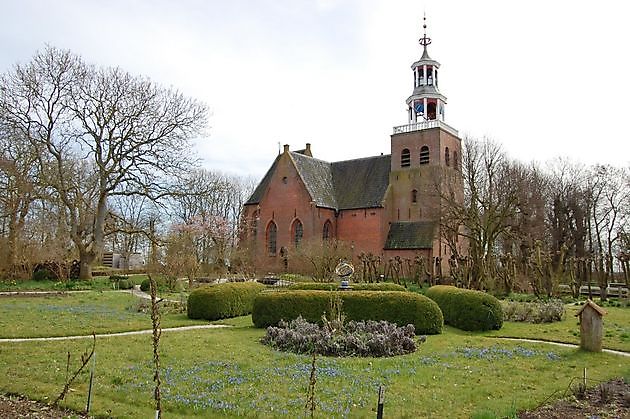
[384,16,464,269]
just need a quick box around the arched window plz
[420,146,430,165]
[445,147,450,166]
[266,221,277,254]
[322,220,332,241]
[401,148,411,167]
[251,212,258,237]
[453,151,459,171]
[292,219,303,247]
[412,189,418,203]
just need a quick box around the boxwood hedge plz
[252,290,443,334]
[425,285,503,331]
[289,282,406,292]
[188,281,266,321]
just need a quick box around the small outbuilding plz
[575,299,607,352]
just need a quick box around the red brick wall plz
[336,207,386,258]
[242,152,337,271]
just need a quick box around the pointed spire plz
[419,13,432,59]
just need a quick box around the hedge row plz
[187,282,266,321]
[425,285,503,331]
[288,282,406,292]
[252,290,443,334]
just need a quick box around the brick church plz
[241,21,464,274]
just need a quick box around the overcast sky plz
[1,0,628,179]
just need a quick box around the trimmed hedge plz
[425,285,503,331]
[252,290,443,334]
[289,282,407,292]
[187,281,266,321]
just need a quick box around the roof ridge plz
[331,154,391,165]
[289,151,333,166]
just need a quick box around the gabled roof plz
[384,221,436,249]
[290,152,337,209]
[245,151,391,211]
[575,299,607,317]
[245,154,279,205]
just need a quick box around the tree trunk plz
[79,252,96,280]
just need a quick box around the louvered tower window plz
[420,146,430,165]
[401,148,411,167]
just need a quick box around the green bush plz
[187,281,266,321]
[425,285,503,331]
[289,282,406,292]
[252,290,443,334]
[117,279,134,289]
[140,278,150,292]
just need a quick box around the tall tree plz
[0,46,207,278]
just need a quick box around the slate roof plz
[331,155,391,209]
[245,151,391,210]
[384,221,436,249]
[290,152,337,209]
[245,155,279,205]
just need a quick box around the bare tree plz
[0,46,208,279]
[441,137,518,289]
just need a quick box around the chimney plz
[304,143,312,157]
[283,144,290,154]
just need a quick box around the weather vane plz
[419,13,432,47]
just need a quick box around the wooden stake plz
[377,385,385,419]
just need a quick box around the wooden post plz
[376,385,385,419]
[575,299,607,352]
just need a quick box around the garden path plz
[492,337,630,357]
[0,324,229,343]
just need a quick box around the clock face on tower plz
[414,101,424,114]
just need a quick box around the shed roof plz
[384,221,436,249]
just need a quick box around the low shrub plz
[252,290,443,334]
[187,281,266,321]
[117,279,134,289]
[262,316,419,357]
[32,269,56,282]
[502,299,565,323]
[425,285,503,331]
[289,282,406,292]
[140,278,150,292]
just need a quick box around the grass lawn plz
[0,313,628,417]
[0,292,628,417]
[0,275,148,292]
[0,291,206,338]
[485,304,630,352]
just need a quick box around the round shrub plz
[187,281,266,321]
[289,282,406,292]
[117,279,134,289]
[252,290,443,334]
[425,285,503,331]
[140,278,150,292]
